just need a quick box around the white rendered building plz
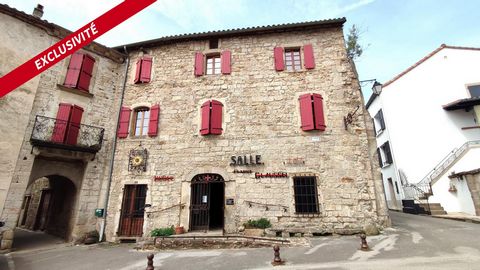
[366,45,480,215]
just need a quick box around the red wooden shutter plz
[221,50,231,75]
[274,47,284,71]
[312,93,326,131]
[134,59,141,83]
[64,53,84,88]
[65,105,84,145]
[140,56,152,83]
[51,103,72,143]
[210,100,223,135]
[200,101,211,135]
[117,107,132,138]
[148,104,160,137]
[303,44,315,69]
[194,52,204,76]
[78,54,95,91]
[299,94,314,131]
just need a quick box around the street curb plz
[430,215,480,224]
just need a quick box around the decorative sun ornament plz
[129,148,148,172]
[131,156,143,166]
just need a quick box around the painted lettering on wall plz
[255,172,288,178]
[153,176,174,181]
[230,155,263,166]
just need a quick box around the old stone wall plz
[0,12,57,216]
[106,26,388,240]
[0,9,125,243]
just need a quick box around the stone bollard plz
[271,244,285,266]
[146,253,155,270]
[359,234,370,251]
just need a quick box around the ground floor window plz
[293,176,319,213]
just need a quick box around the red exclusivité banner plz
[0,0,156,98]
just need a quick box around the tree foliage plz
[346,24,363,60]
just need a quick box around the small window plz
[380,141,393,166]
[293,176,319,214]
[394,181,400,194]
[374,110,385,134]
[285,48,301,71]
[133,107,150,136]
[209,39,219,49]
[468,85,480,97]
[206,55,221,75]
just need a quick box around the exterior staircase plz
[401,140,480,216]
[402,201,447,215]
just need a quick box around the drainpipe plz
[99,46,129,242]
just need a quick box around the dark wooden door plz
[119,185,147,237]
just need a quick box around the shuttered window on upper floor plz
[274,44,315,71]
[194,51,231,76]
[117,104,160,138]
[134,56,153,84]
[64,53,95,91]
[200,100,223,135]
[298,93,326,131]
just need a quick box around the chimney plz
[32,4,44,19]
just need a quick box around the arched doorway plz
[189,174,225,231]
[18,175,77,240]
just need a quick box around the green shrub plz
[151,226,174,237]
[244,218,272,229]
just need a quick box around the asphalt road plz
[4,211,480,270]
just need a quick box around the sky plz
[2,0,480,99]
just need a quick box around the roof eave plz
[114,18,346,51]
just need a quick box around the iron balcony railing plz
[30,115,105,153]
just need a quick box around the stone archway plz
[19,175,77,240]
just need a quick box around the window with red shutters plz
[64,53,95,91]
[206,54,221,75]
[200,100,223,135]
[148,104,160,137]
[117,107,132,138]
[51,103,84,144]
[299,93,326,131]
[134,56,152,84]
[275,44,315,71]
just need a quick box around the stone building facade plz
[0,3,125,247]
[104,19,389,241]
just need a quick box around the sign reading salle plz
[230,155,263,166]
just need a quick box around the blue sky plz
[2,0,479,98]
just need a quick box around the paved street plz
[3,211,480,270]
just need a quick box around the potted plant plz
[175,225,184,235]
[84,230,99,245]
[243,218,271,237]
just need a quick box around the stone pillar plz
[465,174,480,216]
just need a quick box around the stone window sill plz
[57,84,93,98]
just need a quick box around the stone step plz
[430,209,447,215]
